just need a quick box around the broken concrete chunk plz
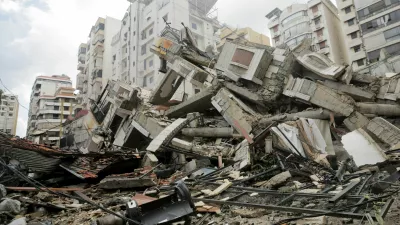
[0,198,21,214]
[181,127,240,138]
[322,80,375,101]
[148,69,184,105]
[215,41,273,85]
[232,209,268,218]
[367,117,400,147]
[212,88,255,143]
[206,180,232,197]
[284,77,355,116]
[343,111,370,131]
[233,140,252,170]
[171,138,193,151]
[142,152,159,167]
[146,118,188,152]
[357,103,400,117]
[341,128,388,167]
[98,177,156,190]
[255,171,291,188]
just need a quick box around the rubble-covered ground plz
[1,28,400,225]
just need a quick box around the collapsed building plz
[1,25,400,224]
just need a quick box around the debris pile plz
[1,26,400,224]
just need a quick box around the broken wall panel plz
[284,77,355,116]
[146,118,188,152]
[343,111,370,131]
[166,86,217,118]
[366,117,400,148]
[211,88,255,144]
[356,103,400,117]
[271,124,306,158]
[215,41,273,85]
[149,69,184,105]
[322,80,375,101]
[341,128,388,167]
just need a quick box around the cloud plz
[0,0,129,137]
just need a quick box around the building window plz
[64,106,69,110]
[192,23,197,30]
[133,31,136,36]
[9,107,13,111]
[350,31,358,39]
[144,59,147,70]
[54,106,59,110]
[64,99,70,102]
[113,55,116,61]
[319,41,327,49]
[316,29,323,36]
[149,76,154,84]
[315,18,321,25]
[141,31,147,40]
[147,17,151,21]
[10,97,14,100]
[6,129,11,134]
[347,18,355,26]
[141,44,147,55]
[149,28,153,36]
[8,113,12,117]
[354,45,361,52]
[0,112,3,116]
[356,59,365,66]
[133,61,136,67]
[149,59,153,67]
[311,5,319,13]
[384,26,400,42]
[133,46,135,51]
[344,6,351,14]
[273,26,278,32]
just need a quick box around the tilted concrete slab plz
[148,69,184,105]
[284,77,355,116]
[367,117,400,148]
[211,88,255,144]
[322,80,375,101]
[146,118,188,152]
[166,86,216,118]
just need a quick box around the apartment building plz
[266,0,348,64]
[0,93,19,135]
[27,75,77,146]
[217,26,271,51]
[78,17,121,110]
[111,0,220,89]
[337,0,400,71]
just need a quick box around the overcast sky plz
[0,0,319,137]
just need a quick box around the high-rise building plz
[78,17,121,109]
[336,0,400,71]
[111,0,220,89]
[0,93,19,135]
[27,75,77,146]
[266,0,348,64]
[217,26,271,51]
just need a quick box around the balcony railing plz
[358,1,400,22]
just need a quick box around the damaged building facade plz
[5,7,400,225]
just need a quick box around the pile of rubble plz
[1,26,400,225]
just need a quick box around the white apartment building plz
[0,93,19,135]
[266,0,348,64]
[78,17,121,110]
[336,0,400,71]
[111,0,220,89]
[27,75,77,146]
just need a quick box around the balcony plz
[341,11,356,22]
[344,25,359,35]
[77,63,85,71]
[36,119,66,124]
[313,22,323,31]
[318,46,329,54]
[358,1,400,22]
[37,109,72,115]
[350,50,367,61]
[312,11,322,19]
[316,35,326,42]
[272,30,281,38]
[338,0,353,10]
[92,43,104,57]
[268,17,279,29]
[348,38,363,48]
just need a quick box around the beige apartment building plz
[217,26,270,50]
[267,0,348,64]
[0,93,19,135]
[336,0,400,71]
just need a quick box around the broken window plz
[315,18,321,26]
[318,41,327,49]
[344,6,351,14]
[231,48,254,67]
[316,29,323,37]
[141,44,147,55]
[311,5,319,13]
[347,18,355,26]
[350,31,358,39]
[356,59,365,66]
[354,45,361,52]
